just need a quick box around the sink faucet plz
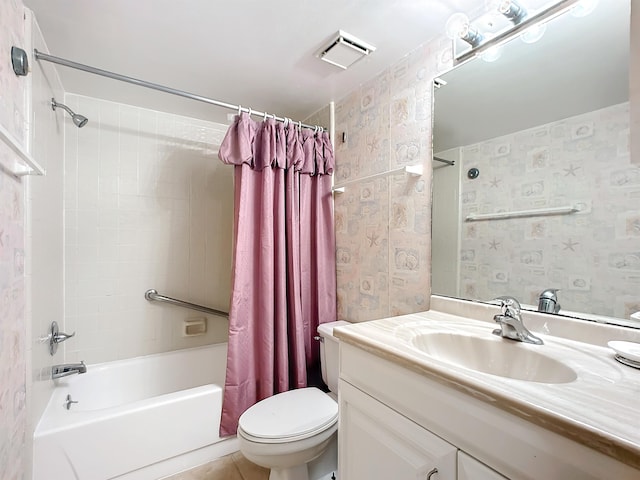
[492,296,543,345]
[538,288,561,313]
[52,361,87,379]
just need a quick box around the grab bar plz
[144,289,228,318]
[465,205,580,222]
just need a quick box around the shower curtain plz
[218,112,336,436]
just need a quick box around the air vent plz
[319,30,376,70]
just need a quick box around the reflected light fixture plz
[571,0,598,17]
[481,44,503,62]
[521,23,547,43]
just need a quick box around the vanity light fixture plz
[445,12,484,48]
[494,0,529,24]
[446,0,582,65]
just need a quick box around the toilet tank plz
[317,320,351,393]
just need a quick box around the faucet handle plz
[538,288,561,313]
[53,330,76,343]
[493,296,522,315]
[48,321,76,356]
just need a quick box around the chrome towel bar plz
[145,289,228,318]
[465,205,580,222]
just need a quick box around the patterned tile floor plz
[163,452,270,480]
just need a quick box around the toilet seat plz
[238,387,338,444]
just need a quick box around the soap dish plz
[608,340,640,363]
[614,354,640,370]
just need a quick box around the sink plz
[410,332,577,384]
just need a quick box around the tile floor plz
[163,452,269,480]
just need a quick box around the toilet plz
[237,320,349,480]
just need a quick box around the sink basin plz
[410,332,577,384]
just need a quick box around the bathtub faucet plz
[52,361,87,379]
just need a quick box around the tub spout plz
[52,361,87,379]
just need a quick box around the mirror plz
[432,0,640,328]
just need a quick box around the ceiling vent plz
[319,30,376,70]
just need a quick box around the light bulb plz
[445,12,470,39]
[481,45,503,62]
[571,0,598,18]
[521,23,546,44]
[487,0,527,23]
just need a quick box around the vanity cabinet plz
[338,341,638,480]
[458,452,507,480]
[339,380,456,479]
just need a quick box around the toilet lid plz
[238,387,338,441]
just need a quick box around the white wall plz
[63,94,234,364]
[24,12,65,478]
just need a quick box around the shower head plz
[51,98,88,128]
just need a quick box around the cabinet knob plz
[426,467,438,479]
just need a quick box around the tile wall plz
[0,1,28,478]
[330,36,453,322]
[63,94,234,364]
[632,1,639,165]
[457,103,639,318]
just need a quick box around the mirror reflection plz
[432,0,640,327]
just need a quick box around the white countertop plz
[335,309,640,469]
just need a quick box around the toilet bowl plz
[237,320,349,480]
[238,387,337,480]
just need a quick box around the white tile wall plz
[64,94,234,364]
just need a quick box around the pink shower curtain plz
[218,112,336,436]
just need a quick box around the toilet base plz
[269,464,309,480]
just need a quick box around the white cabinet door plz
[339,380,456,480]
[458,452,508,480]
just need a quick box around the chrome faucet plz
[538,288,561,313]
[492,296,543,345]
[52,361,87,379]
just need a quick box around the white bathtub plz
[33,343,238,480]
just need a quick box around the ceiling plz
[23,0,483,126]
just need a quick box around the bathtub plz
[33,343,238,480]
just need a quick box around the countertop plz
[334,310,640,469]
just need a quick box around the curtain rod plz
[33,49,326,132]
[433,156,454,166]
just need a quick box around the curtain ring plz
[298,121,302,131]
[237,105,242,115]
[248,107,252,116]
[263,111,268,121]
